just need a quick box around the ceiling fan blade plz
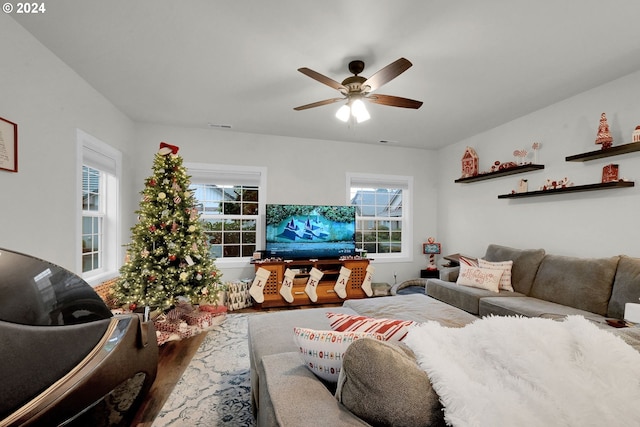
[362,58,413,92]
[298,68,346,92]
[367,94,423,109]
[294,98,344,111]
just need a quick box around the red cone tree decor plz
[595,112,613,149]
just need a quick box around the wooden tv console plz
[252,258,370,308]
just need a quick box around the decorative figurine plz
[461,146,479,177]
[517,179,528,193]
[632,125,640,143]
[513,149,528,165]
[595,113,613,149]
[602,164,619,183]
[540,177,573,190]
[422,237,441,271]
[532,142,541,163]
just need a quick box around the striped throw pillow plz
[326,312,416,342]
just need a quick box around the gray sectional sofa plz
[247,244,640,426]
[427,244,640,326]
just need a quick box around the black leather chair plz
[0,248,158,426]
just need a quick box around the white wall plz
[132,124,439,285]
[0,15,137,272]
[436,70,640,259]
[6,9,638,285]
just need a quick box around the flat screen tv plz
[265,204,356,260]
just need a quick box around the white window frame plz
[77,129,122,286]
[347,172,413,263]
[186,162,267,268]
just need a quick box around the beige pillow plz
[478,258,514,292]
[336,338,445,427]
[456,264,502,292]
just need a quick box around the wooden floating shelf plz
[497,181,635,199]
[455,164,545,183]
[565,142,640,162]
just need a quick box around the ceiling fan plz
[294,57,423,123]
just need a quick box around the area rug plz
[152,313,257,426]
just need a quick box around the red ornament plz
[129,303,137,311]
[168,254,177,261]
[149,179,156,186]
[149,225,157,232]
[149,275,156,282]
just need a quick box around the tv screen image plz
[265,204,356,259]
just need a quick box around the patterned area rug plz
[152,313,257,426]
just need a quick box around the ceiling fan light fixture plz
[335,99,370,124]
[352,99,370,123]
[335,104,351,122]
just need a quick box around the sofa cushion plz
[529,255,619,316]
[608,255,640,319]
[426,278,524,315]
[336,338,446,427]
[293,327,385,382]
[326,312,415,342]
[479,296,608,325]
[484,244,546,295]
[261,352,369,427]
[342,294,478,327]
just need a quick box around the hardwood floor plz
[131,332,208,426]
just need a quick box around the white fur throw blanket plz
[403,315,640,427]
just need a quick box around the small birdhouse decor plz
[632,125,640,143]
[595,113,613,149]
[461,146,479,178]
[602,164,619,183]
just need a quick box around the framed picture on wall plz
[0,116,18,173]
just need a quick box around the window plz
[78,130,121,284]
[347,173,413,262]
[82,165,103,272]
[186,163,266,266]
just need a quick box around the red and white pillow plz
[326,312,416,342]
[457,256,514,292]
[293,327,384,382]
[478,259,514,292]
[456,264,502,292]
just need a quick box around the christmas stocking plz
[305,267,324,303]
[250,267,271,304]
[333,266,352,299]
[279,268,296,303]
[362,265,375,297]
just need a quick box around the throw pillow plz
[336,338,445,427]
[478,258,514,292]
[326,312,416,342]
[459,255,479,267]
[293,327,384,382]
[456,264,502,293]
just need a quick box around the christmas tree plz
[114,142,222,311]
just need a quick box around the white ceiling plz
[11,0,640,150]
